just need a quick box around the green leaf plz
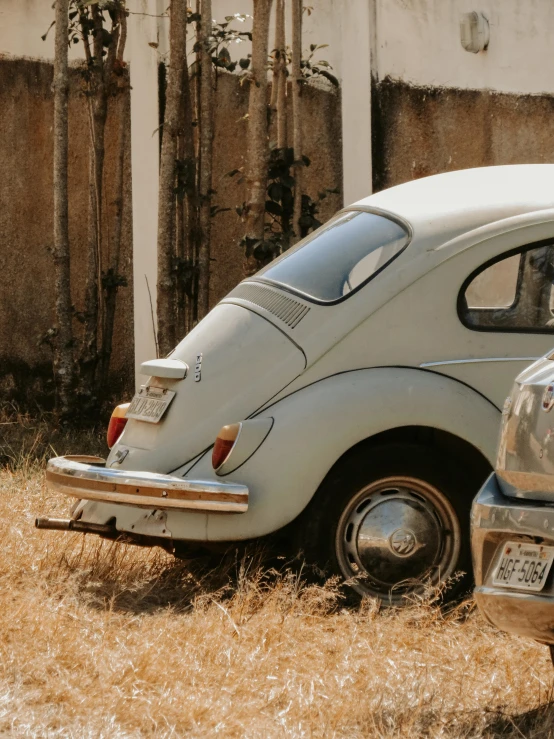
[319,70,339,87]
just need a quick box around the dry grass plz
[0,405,106,471]
[1,425,554,736]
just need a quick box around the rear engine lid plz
[110,303,305,473]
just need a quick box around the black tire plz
[297,443,475,604]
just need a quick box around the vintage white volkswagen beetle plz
[37,165,554,603]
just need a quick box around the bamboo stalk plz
[291,0,303,243]
[243,0,274,276]
[52,0,74,415]
[197,0,214,321]
[274,0,287,149]
[156,0,188,356]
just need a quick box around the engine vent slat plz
[226,283,310,329]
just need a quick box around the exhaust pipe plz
[35,517,117,536]
[35,518,174,552]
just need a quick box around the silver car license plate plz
[492,541,554,592]
[126,386,176,424]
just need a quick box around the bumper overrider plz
[472,472,554,643]
[36,455,248,536]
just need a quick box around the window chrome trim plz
[420,357,538,368]
[457,237,554,335]
[246,206,413,306]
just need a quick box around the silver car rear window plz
[254,210,410,303]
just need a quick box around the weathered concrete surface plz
[0,59,342,405]
[209,72,343,306]
[0,57,134,406]
[372,76,554,191]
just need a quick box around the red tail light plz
[107,403,130,449]
[212,423,241,470]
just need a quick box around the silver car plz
[473,352,554,661]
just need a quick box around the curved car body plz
[39,165,554,601]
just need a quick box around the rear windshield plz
[254,210,410,303]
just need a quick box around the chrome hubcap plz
[336,476,461,602]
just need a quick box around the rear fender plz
[187,367,501,540]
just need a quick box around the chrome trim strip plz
[472,476,554,535]
[497,468,554,499]
[420,357,538,368]
[474,587,554,643]
[45,456,248,513]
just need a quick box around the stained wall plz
[0,57,341,404]
[372,77,554,192]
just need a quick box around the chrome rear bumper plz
[45,455,249,514]
[472,473,554,642]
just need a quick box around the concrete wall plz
[208,73,342,306]
[208,0,370,205]
[5,0,554,403]
[371,0,554,190]
[0,56,341,405]
[0,0,85,61]
[0,58,135,406]
[372,77,554,191]
[376,0,554,95]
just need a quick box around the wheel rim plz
[335,476,461,603]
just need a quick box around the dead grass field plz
[2,415,554,737]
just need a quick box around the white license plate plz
[126,386,176,424]
[492,541,554,592]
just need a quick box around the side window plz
[460,241,554,332]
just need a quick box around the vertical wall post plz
[128,0,162,387]
[340,0,373,205]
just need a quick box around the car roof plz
[354,165,554,246]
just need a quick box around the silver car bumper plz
[472,472,554,642]
[44,455,249,514]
